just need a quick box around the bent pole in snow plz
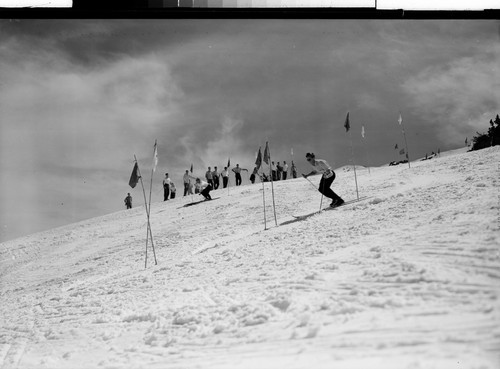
[134,155,158,268]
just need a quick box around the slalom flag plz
[255,147,262,170]
[263,142,270,164]
[361,126,365,138]
[344,112,350,132]
[190,163,193,173]
[399,148,405,155]
[398,114,403,125]
[394,144,398,150]
[129,162,140,188]
[152,141,158,172]
[227,158,230,167]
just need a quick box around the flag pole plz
[256,147,267,230]
[349,131,360,200]
[226,158,230,196]
[266,142,278,227]
[361,126,370,175]
[134,155,157,268]
[345,112,359,200]
[399,112,411,168]
[148,140,157,214]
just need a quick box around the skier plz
[124,193,132,209]
[194,178,213,200]
[302,152,345,208]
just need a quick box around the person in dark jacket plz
[124,193,132,209]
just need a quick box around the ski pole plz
[303,174,324,211]
[302,174,318,190]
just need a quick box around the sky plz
[0,19,499,242]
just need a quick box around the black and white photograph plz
[0,12,499,369]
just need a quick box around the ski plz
[180,197,220,208]
[292,196,371,219]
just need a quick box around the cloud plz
[402,49,500,145]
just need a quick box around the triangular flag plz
[394,144,398,150]
[344,112,350,132]
[129,162,140,188]
[255,147,262,170]
[361,126,365,138]
[398,114,403,125]
[152,141,158,172]
[263,142,270,164]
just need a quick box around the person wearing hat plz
[302,152,345,208]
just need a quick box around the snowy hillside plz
[1,147,499,369]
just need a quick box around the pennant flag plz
[190,163,193,173]
[129,162,140,188]
[398,114,403,125]
[255,147,262,170]
[263,142,270,164]
[394,144,398,150]
[227,158,230,167]
[344,112,350,132]
[361,126,365,138]
[399,148,405,155]
[152,141,158,172]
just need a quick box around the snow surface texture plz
[1,147,499,369]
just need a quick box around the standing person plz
[282,161,288,180]
[302,152,345,208]
[276,162,283,180]
[163,173,171,201]
[183,170,191,196]
[170,183,176,199]
[221,167,229,188]
[291,161,297,178]
[250,167,259,184]
[271,161,277,181]
[212,166,220,190]
[232,164,248,186]
[205,167,214,188]
[124,193,132,209]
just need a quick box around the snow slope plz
[1,146,499,369]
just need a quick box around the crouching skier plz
[302,152,345,208]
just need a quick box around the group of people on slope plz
[126,152,344,209]
[179,164,248,201]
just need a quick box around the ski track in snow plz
[1,147,499,369]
